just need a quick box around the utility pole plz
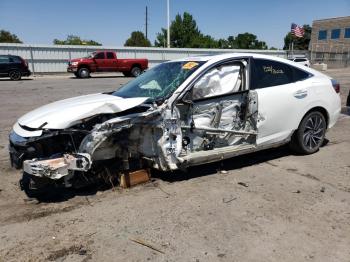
[145,6,148,40]
[167,0,170,48]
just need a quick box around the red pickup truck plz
[67,51,148,78]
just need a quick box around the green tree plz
[217,38,229,49]
[191,35,219,48]
[155,12,202,48]
[283,24,311,50]
[53,35,101,46]
[154,12,268,49]
[234,33,267,49]
[226,36,237,48]
[0,30,22,43]
[155,28,168,47]
[124,31,151,47]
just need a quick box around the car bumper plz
[67,66,78,73]
[8,131,37,169]
[21,70,31,77]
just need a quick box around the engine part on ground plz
[120,169,151,188]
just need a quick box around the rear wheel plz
[78,67,90,78]
[9,70,21,81]
[130,66,142,77]
[290,111,326,154]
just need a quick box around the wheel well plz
[304,107,329,127]
[78,65,90,70]
[131,63,141,69]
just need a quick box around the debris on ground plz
[222,196,237,203]
[130,238,165,254]
[320,186,326,193]
[120,169,151,188]
[237,182,249,187]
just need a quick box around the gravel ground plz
[0,70,349,262]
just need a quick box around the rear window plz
[293,68,310,82]
[94,52,105,59]
[106,52,114,59]
[251,59,310,89]
[0,55,9,63]
[294,58,307,62]
[9,56,22,63]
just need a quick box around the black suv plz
[0,55,31,80]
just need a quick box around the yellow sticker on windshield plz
[182,61,199,70]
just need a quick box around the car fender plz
[293,99,332,131]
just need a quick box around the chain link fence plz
[310,42,350,68]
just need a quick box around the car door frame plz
[93,51,107,71]
[105,51,117,71]
[172,57,258,149]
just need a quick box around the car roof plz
[0,54,20,58]
[173,53,321,77]
[174,53,297,63]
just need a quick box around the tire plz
[74,72,80,78]
[290,111,326,154]
[130,66,142,77]
[9,70,21,81]
[78,67,90,78]
[20,172,52,198]
[123,72,131,77]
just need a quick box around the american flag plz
[291,23,305,38]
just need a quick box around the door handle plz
[293,89,308,98]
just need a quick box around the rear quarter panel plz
[296,75,341,129]
[117,59,148,71]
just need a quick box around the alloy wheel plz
[131,67,141,77]
[9,70,21,80]
[302,114,326,150]
[79,68,90,78]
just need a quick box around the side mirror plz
[181,91,193,105]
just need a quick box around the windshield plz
[112,61,204,102]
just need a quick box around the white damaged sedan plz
[9,53,341,196]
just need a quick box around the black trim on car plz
[192,89,248,103]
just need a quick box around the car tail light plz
[331,79,340,93]
[21,58,28,67]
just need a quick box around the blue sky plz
[1,0,349,48]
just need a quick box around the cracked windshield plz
[113,61,204,101]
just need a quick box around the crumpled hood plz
[17,93,148,129]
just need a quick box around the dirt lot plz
[0,70,349,262]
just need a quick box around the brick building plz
[309,16,350,66]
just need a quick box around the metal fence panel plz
[0,43,288,73]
